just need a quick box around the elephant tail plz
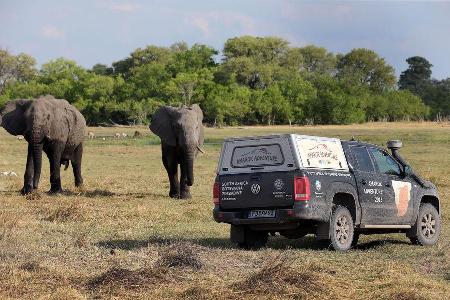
[63,161,70,170]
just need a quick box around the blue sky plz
[1,0,449,79]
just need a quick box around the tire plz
[329,205,355,251]
[409,203,440,246]
[236,227,268,250]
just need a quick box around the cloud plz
[110,3,140,12]
[186,11,256,38]
[191,17,211,37]
[41,25,65,39]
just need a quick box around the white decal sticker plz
[315,180,322,191]
[221,181,248,200]
[274,179,284,191]
[392,180,412,217]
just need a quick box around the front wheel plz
[329,206,355,251]
[409,203,440,246]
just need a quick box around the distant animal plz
[122,133,128,138]
[133,130,143,138]
[150,104,205,199]
[102,137,106,141]
[88,131,95,139]
[17,135,24,140]
[115,133,121,139]
[0,95,86,195]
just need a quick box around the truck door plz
[350,145,392,225]
[367,147,413,224]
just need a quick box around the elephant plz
[0,95,86,195]
[150,104,204,199]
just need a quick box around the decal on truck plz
[296,137,348,170]
[231,144,284,168]
[392,180,412,216]
[221,181,249,201]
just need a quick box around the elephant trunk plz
[184,147,196,186]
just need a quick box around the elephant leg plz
[48,143,64,194]
[21,144,35,195]
[179,160,192,199]
[71,144,83,187]
[32,143,44,192]
[162,145,179,198]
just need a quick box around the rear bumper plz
[213,202,326,225]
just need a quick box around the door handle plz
[360,179,367,185]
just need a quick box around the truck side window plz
[369,148,401,176]
[352,146,375,173]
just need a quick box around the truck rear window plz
[231,144,284,168]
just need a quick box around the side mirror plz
[403,165,413,176]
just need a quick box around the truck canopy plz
[217,134,349,175]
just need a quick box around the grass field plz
[0,122,449,299]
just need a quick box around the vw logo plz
[251,183,261,194]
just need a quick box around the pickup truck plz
[213,134,441,251]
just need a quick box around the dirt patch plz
[19,261,44,272]
[41,202,83,222]
[389,290,427,300]
[87,266,173,291]
[154,242,203,270]
[230,256,323,298]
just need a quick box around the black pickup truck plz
[213,134,441,251]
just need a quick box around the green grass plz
[0,122,449,299]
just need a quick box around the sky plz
[1,0,449,79]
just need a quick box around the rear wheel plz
[409,203,440,246]
[329,206,354,251]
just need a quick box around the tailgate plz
[219,171,295,209]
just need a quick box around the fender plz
[409,188,440,226]
[325,182,361,225]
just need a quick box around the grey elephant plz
[150,104,204,199]
[0,95,86,194]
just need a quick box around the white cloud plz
[110,3,140,12]
[41,25,65,39]
[186,11,256,38]
[191,17,210,37]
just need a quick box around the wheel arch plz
[327,182,361,225]
[421,195,440,214]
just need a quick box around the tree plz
[299,45,336,75]
[91,63,113,76]
[39,58,88,102]
[398,56,432,95]
[0,49,37,94]
[337,48,396,92]
[223,36,289,64]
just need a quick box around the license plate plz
[248,210,276,219]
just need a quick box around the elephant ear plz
[190,104,204,146]
[150,106,177,146]
[0,99,32,136]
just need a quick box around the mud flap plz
[230,225,245,244]
[316,222,330,240]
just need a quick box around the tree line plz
[0,36,448,126]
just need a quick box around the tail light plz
[213,182,220,204]
[294,176,310,201]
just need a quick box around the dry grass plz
[0,122,449,299]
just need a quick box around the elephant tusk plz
[197,146,206,154]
